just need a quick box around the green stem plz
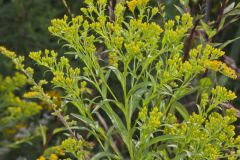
[123,59,135,160]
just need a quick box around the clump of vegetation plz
[0,72,42,152]
[0,0,239,159]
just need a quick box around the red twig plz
[215,0,227,30]
[183,19,200,61]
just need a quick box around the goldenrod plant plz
[0,72,42,151]
[0,0,239,159]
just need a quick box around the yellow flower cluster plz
[189,112,204,125]
[203,144,219,160]
[36,146,65,160]
[127,0,150,13]
[164,20,175,29]
[80,0,94,17]
[7,100,42,118]
[149,107,162,129]
[190,44,225,60]
[79,81,91,95]
[200,93,209,109]
[206,60,237,79]
[97,0,107,5]
[0,46,25,70]
[226,108,237,123]
[48,15,85,47]
[138,106,147,121]
[29,49,58,67]
[0,46,16,58]
[125,42,142,57]
[56,146,65,156]
[205,112,236,144]
[211,86,236,102]
[49,154,58,160]
[159,52,206,81]
[188,44,237,79]
[36,156,45,160]
[203,44,225,59]
[0,73,27,91]
[167,54,183,76]
[48,15,69,36]
[108,52,119,68]
[52,66,80,91]
[43,90,62,110]
[114,3,126,24]
[124,19,163,60]
[29,49,81,96]
[0,73,42,126]
[163,13,193,47]
[128,0,137,13]
[61,137,93,159]
[164,110,239,159]
[138,106,162,131]
[113,36,124,49]
[23,91,40,98]
[129,19,163,40]
[163,113,179,135]
[36,154,58,160]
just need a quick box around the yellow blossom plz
[200,93,208,109]
[56,146,65,156]
[23,91,40,98]
[15,123,27,129]
[206,60,237,79]
[175,15,180,22]
[0,46,16,58]
[0,46,24,69]
[136,0,149,6]
[211,86,236,103]
[139,106,147,121]
[108,52,119,68]
[36,156,46,160]
[149,107,162,129]
[151,7,158,16]
[4,128,17,135]
[127,0,137,13]
[181,13,193,27]
[165,20,175,29]
[222,64,237,79]
[204,44,225,59]
[49,154,58,160]
[127,0,149,13]
[97,0,107,5]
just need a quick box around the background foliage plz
[0,0,240,159]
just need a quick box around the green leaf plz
[219,36,240,49]
[102,70,111,97]
[223,2,235,14]
[101,104,128,144]
[39,124,47,145]
[199,77,213,95]
[91,152,119,160]
[160,84,173,96]
[91,99,125,114]
[174,5,184,15]
[128,81,151,116]
[174,102,189,120]
[110,67,126,92]
[127,81,151,98]
[52,126,88,135]
[71,113,94,126]
[200,20,217,38]
[174,87,198,101]
[144,135,185,149]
